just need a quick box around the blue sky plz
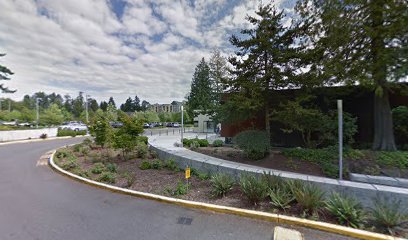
[0,0,294,105]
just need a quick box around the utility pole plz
[338,100,343,180]
[8,100,11,112]
[85,94,90,123]
[181,105,184,147]
[36,98,40,128]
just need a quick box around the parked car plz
[166,122,173,127]
[143,123,151,128]
[172,122,180,128]
[59,122,88,131]
[110,122,123,128]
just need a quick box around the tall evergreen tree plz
[141,100,150,112]
[89,98,99,112]
[187,58,213,116]
[63,94,73,113]
[227,4,299,134]
[0,54,16,93]
[133,95,141,111]
[209,50,229,121]
[108,97,116,108]
[120,97,134,112]
[72,92,84,118]
[100,101,108,112]
[296,0,408,150]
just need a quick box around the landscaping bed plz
[54,138,407,238]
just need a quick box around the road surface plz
[0,138,353,240]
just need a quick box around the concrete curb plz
[48,149,402,240]
[0,136,89,146]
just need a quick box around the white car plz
[60,122,88,131]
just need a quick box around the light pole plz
[8,100,11,112]
[338,100,343,180]
[181,105,184,147]
[85,94,90,123]
[36,98,40,128]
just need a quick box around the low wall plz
[0,128,58,142]
[350,173,408,188]
[149,144,408,209]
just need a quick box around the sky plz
[0,0,295,105]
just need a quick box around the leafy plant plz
[212,139,224,147]
[139,160,151,170]
[98,172,116,183]
[80,146,90,157]
[182,138,192,147]
[269,187,295,211]
[191,168,210,180]
[189,140,200,149]
[239,174,268,205]
[197,139,209,147]
[293,183,325,215]
[55,149,72,159]
[106,163,117,173]
[164,159,179,171]
[151,159,162,169]
[261,172,285,191]
[375,151,408,169]
[135,136,148,145]
[82,138,92,146]
[234,130,270,160]
[173,181,190,196]
[371,198,408,235]
[89,119,112,148]
[61,158,78,171]
[91,162,106,174]
[210,173,235,197]
[123,172,136,187]
[73,144,82,153]
[136,142,148,159]
[325,192,366,228]
[392,106,408,146]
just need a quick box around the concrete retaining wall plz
[150,144,408,209]
[0,128,58,142]
[350,173,408,188]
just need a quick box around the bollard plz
[151,131,152,136]
[167,130,168,135]
[159,130,161,136]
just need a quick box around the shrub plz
[293,183,325,215]
[164,159,179,171]
[392,106,408,146]
[89,119,112,148]
[72,168,89,178]
[57,128,86,137]
[106,163,117,173]
[151,159,162,169]
[80,146,90,156]
[40,133,47,139]
[73,144,82,153]
[150,150,158,159]
[135,136,148,145]
[173,181,190,196]
[55,149,71,159]
[212,139,224,147]
[269,187,295,211]
[82,138,92,146]
[136,142,148,159]
[139,160,152,170]
[371,198,408,235]
[197,139,209,147]
[210,173,235,197]
[261,172,285,192]
[286,179,305,196]
[123,172,136,187]
[325,192,365,228]
[189,140,200,149]
[91,162,106,174]
[239,174,268,205]
[98,172,116,183]
[61,156,78,171]
[191,168,210,180]
[182,138,192,147]
[234,130,270,160]
[375,151,408,169]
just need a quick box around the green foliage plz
[173,181,190,196]
[135,136,148,145]
[239,174,268,205]
[82,138,92,146]
[191,168,210,180]
[90,119,112,148]
[234,130,270,160]
[210,173,235,197]
[55,149,72,159]
[375,151,408,169]
[123,172,136,188]
[40,103,65,125]
[98,172,116,183]
[112,132,137,159]
[136,142,148,159]
[393,106,408,146]
[197,139,209,147]
[151,159,162,169]
[106,163,117,173]
[182,138,192,147]
[139,160,152,170]
[0,53,16,93]
[57,128,86,137]
[268,187,295,211]
[325,193,365,228]
[80,146,90,156]
[189,140,200,149]
[164,159,179,171]
[261,172,285,192]
[61,156,78,171]
[293,183,325,215]
[212,139,224,147]
[371,198,408,235]
[73,144,82,152]
[91,162,106,174]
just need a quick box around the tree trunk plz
[372,90,396,151]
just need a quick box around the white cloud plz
[0,0,294,105]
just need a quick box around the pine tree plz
[100,101,108,112]
[187,58,213,116]
[296,0,408,150]
[0,54,16,93]
[141,100,150,112]
[120,97,134,112]
[227,4,299,134]
[108,97,116,108]
[133,95,141,112]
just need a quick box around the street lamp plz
[85,94,90,123]
[36,98,41,128]
[181,105,184,147]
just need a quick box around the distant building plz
[149,101,185,113]
[193,113,215,133]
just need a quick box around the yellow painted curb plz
[48,149,403,240]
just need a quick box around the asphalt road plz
[0,138,354,240]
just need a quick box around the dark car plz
[143,123,151,128]
[110,122,124,128]
[166,122,173,127]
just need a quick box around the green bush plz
[371,198,408,234]
[55,149,72,159]
[98,172,116,183]
[210,173,235,197]
[197,139,209,147]
[57,128,86,137]
[89,119,112,148]
[106,163,117,173]
[82,138,92,146]
[234,130,270,160]
[136,136,148,145]
[375,151,408,169]
[239,174,268,205]
[164,159,179,171]
[269,187,295,211]
[392,106,408,146]
[123,172,136,187]
[191,168,210,180]
[325,192,365,228]
[80,146,90,157]
[61,156,78,171]
[151,159,162,169]
[91,162,106,174]
[189,140,200,149]
[173,181,190,196]
[73,144,82,152]
[139,160,152,170]
[182,138,192,147]
[293,183,325,215]
[136,142,148,158]
[261,172,285,191]
[212,139,224,147]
